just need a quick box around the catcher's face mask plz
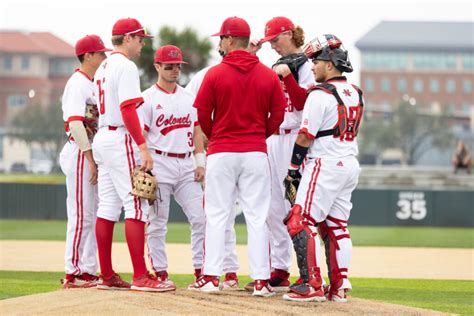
[304,34,353,73]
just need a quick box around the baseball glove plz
[273,53,308,82]
[84,103,99,138]
[131,167,157,203]
[283,169,302,206]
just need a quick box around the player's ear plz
[154,63,161,73]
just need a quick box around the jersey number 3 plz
[97,79,106,114]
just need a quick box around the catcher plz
[139,45,207,287]
[246,16,316,292]
[283,35,364,303]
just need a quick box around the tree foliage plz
[137,25,213,88]
[358,101,452,165]
[8,103,65,171]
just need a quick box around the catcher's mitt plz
[273,53,308,82]
[283,169,302,206]
[131,167,157,203]
[84,103,99,138]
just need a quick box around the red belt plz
[274,129,293,135]
[155,149,192,159]
[108,125,118,130]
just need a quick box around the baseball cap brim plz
[260,32,281,43]
[97,48,113,53]
[157,60,189,64]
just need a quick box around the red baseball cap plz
[112,18,153,38]
[212,17,251,37]
[75,35,112,56]
[261,16,295,43]
[154,45,188,64]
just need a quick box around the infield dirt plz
[0,287,451,315]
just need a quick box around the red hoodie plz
[194,50,286,155]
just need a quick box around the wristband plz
[195,152,206,168]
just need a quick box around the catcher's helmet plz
[303,34,353,73]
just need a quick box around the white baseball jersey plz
[94,52,143,128]
[300,80,363,159]
[62,69,96,135]
[60,69,98,277]
[141,84,197,153]
[279,61,315,130]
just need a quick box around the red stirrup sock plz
[95,217,115,279]
[125,219,148,278]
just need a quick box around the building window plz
[463,53,473,70]
[462,103,472,115]
[413,52,457,70]
[3,55,12,70]
[429,80,439,93]
[463,80,472,94]
[21,55,30,70]
[446,79,456,94]
[397,79,407,93]
[365,78,374,92]
[362,51,408,70]
[381,78,390,92]
[7,95,27,108]
[414,79,423,93]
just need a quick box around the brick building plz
[355,21,473,132]
[0,31,78,171]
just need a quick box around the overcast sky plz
[1,0,472,84]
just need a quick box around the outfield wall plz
[1,183,472,227]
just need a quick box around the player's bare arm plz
[138,143,153,171]
[193,125,206,182]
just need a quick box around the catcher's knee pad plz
[290,224,322,287]
[319,215,351,287]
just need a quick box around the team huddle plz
[59,15,364,303]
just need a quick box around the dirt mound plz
[1,288,448,315]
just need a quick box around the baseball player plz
[245,17,316,291]
[92,17,175,292]
[59,35,111,289]
[187,16,286,297]
[185,60,240,289]
[282,35,363,302]
[140,45,208,286]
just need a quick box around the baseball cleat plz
[269,269,290,292]
[97,273,131,290]
[328,288,348,303]
[283,284,326,302]
[221,272,239,290]
[61,274,97,289]
[188,275,220,292]
[155,270,175,286]
[244,281,255,292]
[131,272,176,292]
[252,280,275,297]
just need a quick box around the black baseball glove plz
[272,53,308,82]
[283,169,302,206]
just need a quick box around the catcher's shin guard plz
[284,205,322,292]
[318,215,351,297]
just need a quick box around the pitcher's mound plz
[1,288,448,315]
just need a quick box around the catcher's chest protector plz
[308,83,364,141]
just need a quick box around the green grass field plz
[0,173,65,184]
[0,271,472,315]
[1,220,473,248]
